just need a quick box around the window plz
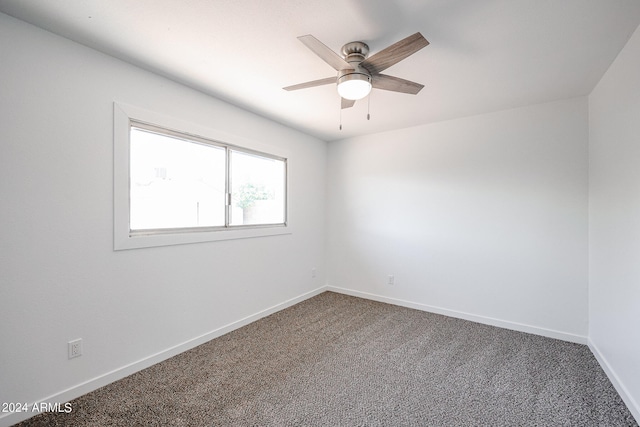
[229,149,286,226]
[114,103,290,250]
[129,123,287,233]
[130,125,227,231]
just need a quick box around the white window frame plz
[114,102,291,250]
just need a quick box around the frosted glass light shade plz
[337,73,372,100]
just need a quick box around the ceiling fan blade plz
[360,32,429,74]
[298,35,353,71]
[283,76,336,91]
[372,74,424,94]
[341,98,356,109]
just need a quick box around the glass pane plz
[230,150,286,226]
[130,127,226,230]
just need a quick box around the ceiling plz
[1,0,640,142]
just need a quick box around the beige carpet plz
[15,292,638,426]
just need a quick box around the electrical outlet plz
[68,339,82,359]
[388,275,395,285]
[311,268,317,278]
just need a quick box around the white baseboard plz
[588,338,640,424]
[0,286,327,427]
[326,286,588,344]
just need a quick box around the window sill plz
[114,225,291,251]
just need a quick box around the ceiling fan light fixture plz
[337,73,372,100]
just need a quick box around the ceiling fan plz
[283,32,429,110]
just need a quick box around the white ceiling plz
[2,0,640,141]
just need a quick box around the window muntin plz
[128,122,287,235]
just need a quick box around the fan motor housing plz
[337,68,371,83]
[339,41,372,83]
[341,41,369,64]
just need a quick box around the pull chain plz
[339,104,343,130]
[367,91,371,121]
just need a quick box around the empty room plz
[1,1,639,426]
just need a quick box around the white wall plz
[326,97,589,341]
[588,24,640,420]
[0,13,326,426]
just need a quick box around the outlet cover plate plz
[68,339,82,359]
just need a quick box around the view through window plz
[230,149,286,226]
[129,124,286,233]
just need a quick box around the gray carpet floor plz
[15,291,638,426]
